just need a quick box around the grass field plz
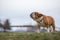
[0,32,60,40]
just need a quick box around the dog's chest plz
[35,18,45,27]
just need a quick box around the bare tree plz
[0,22,3,27]
[0,19,4,32]
[4,19,11,32]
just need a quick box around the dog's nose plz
[30,13,32,18]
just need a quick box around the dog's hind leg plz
[52,23,55,32]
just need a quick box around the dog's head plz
[30,12,43,19]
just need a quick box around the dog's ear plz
[39,14,43,17]
[35,12,43,17]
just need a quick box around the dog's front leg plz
[46,25,50,32]
[36,24,40,33]
[47,28,50,32]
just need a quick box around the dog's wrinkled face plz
[30,12,43,19]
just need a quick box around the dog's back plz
[43,16,54,26]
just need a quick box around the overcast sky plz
[0,0,60,28]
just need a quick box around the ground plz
[0,32,60,40]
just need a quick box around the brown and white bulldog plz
[30,12,55,32]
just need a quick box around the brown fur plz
[30,12,55,32]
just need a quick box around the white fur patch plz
[32,13,35,18]
[47,28,50,32]
[35,16,45,26]
[39,16,43,21]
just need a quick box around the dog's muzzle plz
[30,13,35,19]
[30,13,32,18]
